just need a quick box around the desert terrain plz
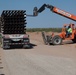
[0,32,76,75]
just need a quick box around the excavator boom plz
[33,4,76,21]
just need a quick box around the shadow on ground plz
[46,40,75,46]
[63,40,74,45]
[3,43,37,50]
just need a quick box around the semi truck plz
[0,10,30,49]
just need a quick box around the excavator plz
[33,4,76,45]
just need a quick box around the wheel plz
[52,35,62,45]
[2,39,10,49]
[72,36,76,43]
[3,44,10,49]
[72,39,76,43]
[23,44,32,49]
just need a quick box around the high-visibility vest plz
[68,28,72,33]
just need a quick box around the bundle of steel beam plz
[1,10,26,34]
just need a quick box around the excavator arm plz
[33,4,76,21]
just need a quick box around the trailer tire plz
[52,35,62,45]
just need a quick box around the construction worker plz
[66,25,72,37]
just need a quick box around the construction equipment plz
[0,10,31,49]
[33,4,76,45]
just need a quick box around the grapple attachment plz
[41,32,62,45]
[33,7,38,16]
[41,31,52,45]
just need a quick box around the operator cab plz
[63,23,75,37]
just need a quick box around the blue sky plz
[0,0,76,28]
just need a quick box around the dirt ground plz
[28,32,76,58]
[0,32,76,75]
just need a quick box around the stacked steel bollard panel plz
[1,10,26,34]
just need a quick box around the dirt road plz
[0,32,76,75]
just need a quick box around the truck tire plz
[52,35,62,45]
[3,42,10,49]
[3,44,7,49]
[23,44,32,49]
[3,45,6,49]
